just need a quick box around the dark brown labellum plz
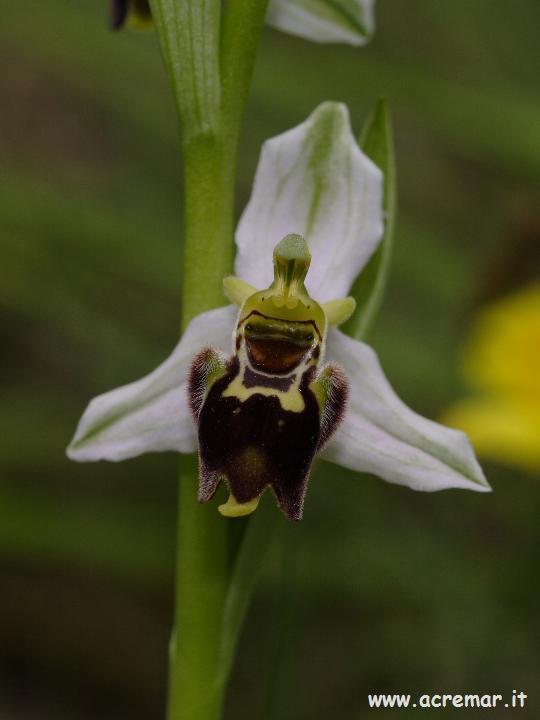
[189,349,348,521]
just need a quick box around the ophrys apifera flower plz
[190,233,349,520]
[68,102,489,519]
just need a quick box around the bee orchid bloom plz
[67,102,490,519]
[190,233,349,520]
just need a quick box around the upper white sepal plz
[235,101,383,304]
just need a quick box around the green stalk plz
[220,0,270,154]
[181,134,236,320]
[168,455,228,720]
[149,2,269,719]
[182,0,270,320]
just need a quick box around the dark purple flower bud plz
[110,0,152,31]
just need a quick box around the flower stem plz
[181,0,270,323]
[167,455,228,720]
[181,134,236,321]
[220,0,270,155]
[149,1,269,718]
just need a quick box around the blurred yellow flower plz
[443,283,540,472]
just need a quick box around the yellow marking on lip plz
[218,493,260,517]
[222,372,305,413]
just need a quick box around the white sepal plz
[323,329,491,492]
[67,305,237,462]
[266,0,375,47]
[235,102,383,303]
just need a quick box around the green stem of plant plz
[167,455,229,720]
[220,0,270,155]
[181,134,236,321]
[149,1,269,719]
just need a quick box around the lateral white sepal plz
[323,329,491,492]
[67,305,237,461]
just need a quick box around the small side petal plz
[67,306,237,462]
[235,102,383,303]
[223,276,257,306]
[266,0,374,47]
[323,329,490,492]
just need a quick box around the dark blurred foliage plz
[1,1,539,718]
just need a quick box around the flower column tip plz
[272,234,311,309]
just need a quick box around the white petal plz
[235,102,383,303]
[323,329,490,492]
[67,305,237,462]
[266,0,374,47]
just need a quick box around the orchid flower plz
[111,0,375,45]
[67,102,489,519]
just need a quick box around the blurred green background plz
[1,1,539,718]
